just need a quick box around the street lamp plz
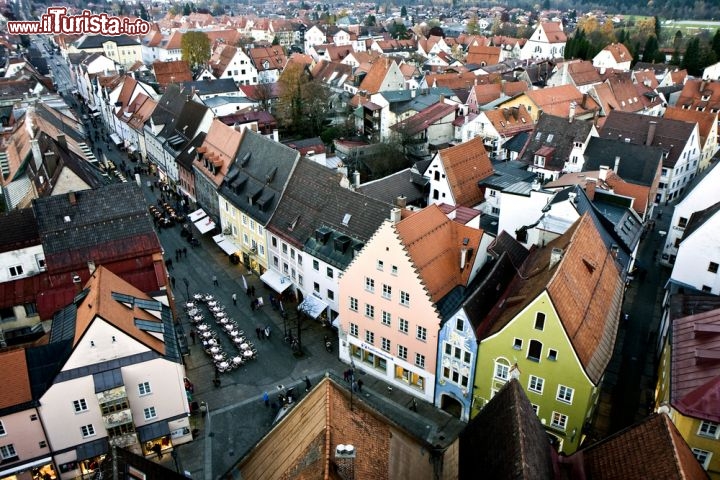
[200,401,212,437]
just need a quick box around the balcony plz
[109,433,138,449]
[103,409,133,429]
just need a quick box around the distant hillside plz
[450,0,716,20]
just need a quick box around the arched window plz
[528,340,542,362]
[494,358,510,380]
[534,312,545,330]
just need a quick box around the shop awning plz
[76,438,109,461]
[137,420,170,443]
[194,216,216,234]
[0,457,53,477]
[298,295,328,319]
[188,208,207,222]
[260,269,291,293]
[213,234,241,256]
[110,133,122,146]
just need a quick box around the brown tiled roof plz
[127,94,157,131]
[209,44,238,78]
[677,79,720,111]
[164,30,183,50]
[664,106,718,150]
[568,60,602,86]
[358,57,395,94]
[484,105,534,136]
[670,307,720,422]
[396,204,482,303]
[632,70,659,89]
[194,119,243,186]
[465,45,501,66]
[602,42,632,64]
[115,75,138,109]
[205,30,242,46]
[576,413,709,480]
[325,44,353,62]
[390,102,457,136]
[153,60,193,87]
[248,46,287,71]
[74,266,166,354]
[425,71,496,90]
[526,84,600,117]
[480,214,623,384]
[0,348,33,409]
[438,136,493,207]
[540,22,567,43]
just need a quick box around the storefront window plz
[394,366,425,391]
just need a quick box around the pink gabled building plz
[338,205,487,402]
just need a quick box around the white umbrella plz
[242,275,248,291]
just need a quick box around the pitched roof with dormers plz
[437,136,494,207]
[676,79,720,111]
[465,45,501,66]
[248,46,287,72]
[0,348,33,411]
[670,303,720,423]
[602,42,632,64]
[526,84,600,117]
[396,204,483,303]
[194,119,243,187]
[484,105,534,136]
[390,102,457,136]
[518,114,594,171]
[573,413,709,479]
[479,214,624,384]
[152,60,193,88]
[539,22,567,43]
[632,69,659,89]
[664,105,718,151]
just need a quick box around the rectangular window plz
[313,259,319,271]
[528,375,544,394]
[548,349,558,361]
[698,421,720,438]
[138,382,151,396]
[692,448,712,469]
[494,362,509,380]
[0,420,5,436]
[382,284,392,300]
[400,291,410,306]
[0,444,17,459]
[709,262,719,274]
[365,330,374,344]
[456,318,464,331]
[399,318,408,334]
[282,243,288,254]
[513,338,522,350]
[382,311,391,326]
[144,406,157,420]
[535,312,545,330]
[391,265,398,275]
[271,236,277,247]
[313,282,320,293]
[463,351,471,363]
[81,424,96,438]
[416,326,427,341]
[298,255,303,266]
[8,265,23,277]
[349,323,358,336]
[326,267,334,278]
[381,337,391,351]
[398,345,407,360]
[551,412,568,431]
[415,353,425,368]
[349,297,358,311]
[73,399,88,413]
[557,385,574,404]
[365,277,375,292]
[365,304,375,319]
[678,217,688,228]
[327,290,334,301]
[377,260,384,271]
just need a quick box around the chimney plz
[610,244,619,259]
[353,170,361,188]
[56,134,67,150]
[549,248,564,269]
[460,248,468,270]
[613,156,620,173]
[646,121,657,146]
[390,207,401,224]
[395,195,407,208]
[72,273,82,294]
[568,102,576,123]
[585,178,596,201]
[581,93,588,109]
[68,191,77,206]
[599,165,609,181]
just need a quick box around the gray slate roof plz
[175,132,206,172]
[181,78,238,96]
[599,111,696,169]
[0,208,40,253]
[218,130,299,226]
[683,201,720,243]
[518,114,594,171]
[150,84,189,128]
[267,158,392,269]
[159,100,209,154]
[583,137,663,186]
[479,160,536,190]
[76,35,140,49]
[32,182,157,256]
[357,167,427,206]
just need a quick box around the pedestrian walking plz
[256,327,262,339]
[264,325,271,339]
[232,293,237,305]
[305,376,312,392]
[246,287,252,297]
[357,379,364,392]
[175,249,179,261]
[182,247,187,258]
[263,391,270,407]
[213,275,218,286]
[190,330,196,344]
[343,369,350,382]
[171,276,176,288]
[352,381,358,392]
[250,285,256,297]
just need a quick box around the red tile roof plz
[396,204,482,302]
[153,60,193,88]
[664,106,718,151]
[670,307,720,422]
[390,102,456,136]
[602,43,632,64]
[438,136,494,207]
[526,84,600,117]
[0,348,33,409]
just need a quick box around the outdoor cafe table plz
[193,293,203,301]
[187,308,199,316]
[243,350,253,358]
[215,311,227,318]
[214,355,224,362]
[219,318,228,324]
[232,357,243,365]
[239,343,249,350]
[224,324,234,331]
[201,331,212,338]
[219,361,229,369]
[230,330,240,337]
[210,347,219,354]
[208,301,217,308]
[197,324,209,331]
[204,294,214,302]
[207,339,218,346]
[192,315,203,323]
[233,337,244,345]
[185,302,195,309]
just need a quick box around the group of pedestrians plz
[175,248,187,261]
[255,325,271,340]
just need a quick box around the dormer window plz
[534,155,545,167]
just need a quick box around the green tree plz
[401,6,407,18]
[388,22,409,40]
[181,31,210,67]
[654,16,661,42]
[183,3,191,15]
[642,35,660,63]
[712,29,720,59]
[673,30,683,51]
[364,14,376,27]
[277,63,329,136]
[139,3,148,21]
[682,37,701,75]
[467,14,480,35]
[272,36,280,46]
